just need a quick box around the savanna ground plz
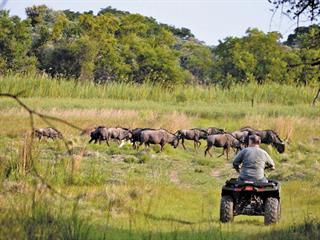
[0,75,320,239]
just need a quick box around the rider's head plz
[248,134,261,147]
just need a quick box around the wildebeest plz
[204,133,244,159]
[139,129,179,151]
[34,127,63,140]
[240,126,256,134]
[88,126,108,144]
[231,130,249,143]
[202,127,225,135]
[130,128,155,149]
[89,126,132,146]
[255,130,285,153]
[175,129,208,150]
[106,127,132,145]
[240,127,285,153]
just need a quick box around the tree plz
[178,41,214,84]
[0,10,36,74]
[269,0,320,68]
[211,28,313,85]
[269,0,320,23]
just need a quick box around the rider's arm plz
[233,150,244,172]
[264,152,275,170]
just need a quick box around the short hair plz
[249,134,261,145]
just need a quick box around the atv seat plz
[226,178,278,187]
[235,181,277,187]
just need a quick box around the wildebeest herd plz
[34,125,286,159]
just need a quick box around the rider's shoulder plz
[256,147,269,155]
[246,147,267,154]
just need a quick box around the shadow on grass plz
[143,212,214,225]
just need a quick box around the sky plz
[2,0,310,45]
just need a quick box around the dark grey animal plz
[106,127,132,145]
[240,126,256,135]
[88,126,108,144]
[204,133,243,160]
[175,129,208,150]
[231,130,249,143]
[254,130,285,153]
[240,127,285,153]
[89,126,133,146]
[139,129,179,151]
[34,127,62,140]
[203,127,225,135]
[131,128,155,149]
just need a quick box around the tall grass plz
[1,73,320,240]
[0,74,317,104]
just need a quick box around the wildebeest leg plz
[89,138,94,144]
[196,140,201,150]
[226,147,230,160]
[235,147,240,154]
[181,138,186,150]
[137,142,144,150]
[194,136,199,150]
[160,143,164,152]
[145,143,150,148]
[204,145,213,157]
[217,148,225,158]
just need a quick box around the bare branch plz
[0,92,85,201]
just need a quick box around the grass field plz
[0,75,320,239]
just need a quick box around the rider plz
[233,134,275,183]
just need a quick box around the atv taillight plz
[244,186,254,191]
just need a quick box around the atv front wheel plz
[220,195,234,223]
[264,197,279,225]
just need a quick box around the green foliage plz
[0,11,36,74]
[178,41,214,84]
[286,25,320,49]
[0,6,319,86]
[212,28,320,85]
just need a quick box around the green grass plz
[0,74,318,104]
[0,75,320,239]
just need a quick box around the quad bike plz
[220,178,281,225]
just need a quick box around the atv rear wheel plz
[220,195,234,223]
[264,197,279,225]
[277,201,281,221]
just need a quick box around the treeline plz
[0,5,319,86]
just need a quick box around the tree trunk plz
[312,88,320,106]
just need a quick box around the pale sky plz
[3,0,310,45]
